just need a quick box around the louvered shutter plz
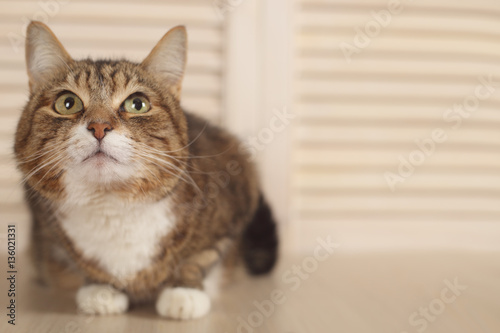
[292,0,500,251]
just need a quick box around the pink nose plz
[87,122,112,141]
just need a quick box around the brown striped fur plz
[14,22,278,310]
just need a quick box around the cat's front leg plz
[156,237,234,320]
[156,286,211,320]
[76,284,129,315]
[155,261,212,320]
[156,241,230,320]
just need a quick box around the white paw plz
[156,287,211,320]
[76,284,129,315]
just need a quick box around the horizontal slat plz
[0,122,18,138]
[0,184,23,205]
[298,70,500,86]
[298,6,500,31]
[296,78,500,100]
[299,17,500,39]
[296,124,500,146]
[297,33,500,56]
[292,171,500,190]
[297,57,500,77]
[0,138,15,158]
[0,1,221,25]
[300,0,499,12]
[0,164,20,176]
[296,104,500,123]
[181,97,221,121]
[295,186,500,196]
[0,47,222,73]
[294,147,500,167]
[0,94,28,111]
[0,22,222,46]
[10,0,210,3]
[1,37,222,53]
[297,210,500,223]
[297,93,500,106]
[296,194,500,212]
[0,202,29,225]
[296,220,500,253]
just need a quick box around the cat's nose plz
[87,122,113,141]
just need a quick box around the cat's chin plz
[82,150,119,167]
[71,156,136,186]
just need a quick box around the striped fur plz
[14,22,278,317]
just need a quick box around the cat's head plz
[14,21,191,203]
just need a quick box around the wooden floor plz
[1,250,499,333]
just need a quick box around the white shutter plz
[0,0,226,250]
[292,0,500,251]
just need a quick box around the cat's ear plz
[141,26,187,99]
[25,21,73,92]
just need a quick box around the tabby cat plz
[14,21,278,319]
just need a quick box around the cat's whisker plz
[138,140,236,161]
[137,121,209,154]
[135,152,196,190]
[134,143,210,175]
[134,145,190,171]
[133,142,194,171]
[34,154,68,187]
[166,121,208,153]
[21,153,60,183]
[176,144,236,159]
[17,144,66,164]
[134,151,202,195]
[141,163,163,185]
[133,142,223,176]
[135,143,190,166]
[21,157,63,186]
[142,154,197,187]
[21,151,67,185]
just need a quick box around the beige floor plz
[1,250,499,333]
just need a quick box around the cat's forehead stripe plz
[59,60,176,116]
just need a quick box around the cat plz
[14,21,278,320]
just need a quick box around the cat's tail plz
[241,194,279,275]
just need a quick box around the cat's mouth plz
[83,149,118,163]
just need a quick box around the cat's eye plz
[123,94,151,114]
[54,93,84,115]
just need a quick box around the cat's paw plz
[156,287,211,320]
[76,284,129,315]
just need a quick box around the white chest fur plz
[58,195,175,281]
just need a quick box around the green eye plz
[54,93,84,115]
[123,95,150,114]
